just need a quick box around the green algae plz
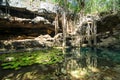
[0,48,63,70]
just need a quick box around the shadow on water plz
[0,64,57,80]
[0,47,120,80]
[56,47,120,80]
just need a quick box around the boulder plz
[35,34,54,47]
[53,33,63,46]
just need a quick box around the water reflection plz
[0,48,120,80]
[63,48,98,70]
[57,47,120,79]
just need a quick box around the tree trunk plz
[93,21,97,46]
[62,12,67,47]
[55,13,59,35]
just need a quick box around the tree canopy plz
[50,0,120,14]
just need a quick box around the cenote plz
[0,1,120,80]
[0,48,120,80]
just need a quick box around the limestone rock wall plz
[0,0,62,13]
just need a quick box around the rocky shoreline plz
[0,34,62,53]
[0,1,120,53]
[0,30,120,53]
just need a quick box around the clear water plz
[64,47,120,68]
[56,47,120,80]
[0,48,120,80]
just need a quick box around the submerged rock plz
[4,57,15,62]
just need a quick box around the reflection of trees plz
[57,48,98,76]
[68,48,97,69]
[86,48,97,68]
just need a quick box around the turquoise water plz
[65,48,120,67]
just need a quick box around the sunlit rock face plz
[39,1,62,13]
[0,1,58,40]
[0,0,62,13]
[0,34,60,53]
[0,0,40,11]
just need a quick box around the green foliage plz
[0,48,63,70]
[83,0,120,14]
[51,0,79,12]
[51,0,120,14]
